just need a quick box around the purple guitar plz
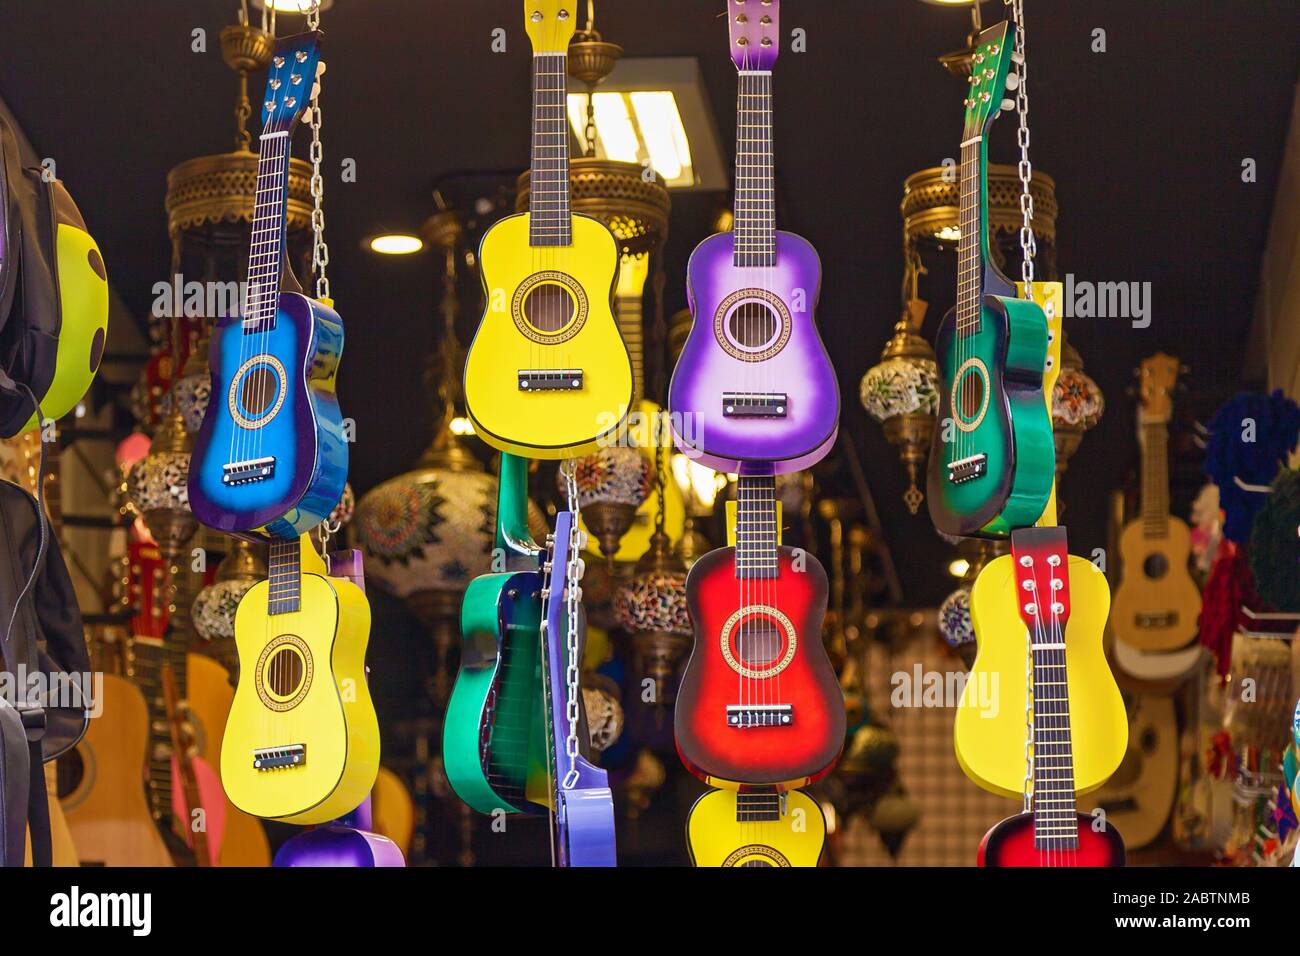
[542,512,616,867]
[272,797,405,867]
[668,0,838,474]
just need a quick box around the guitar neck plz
[244,130,293,330]
[1139,420,1170,536]
[735,475,778,579]
[1031,639,1080,847]
[733,70,775,267]
[529,52,571,247]
[956,134,988,337]
[268,537,302,615]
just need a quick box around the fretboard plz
[956,135,986,336]
[735,788,780,823]
[268,537,301,615]
[529,52,571,247]
[735,475,778,579]
[733,70,775,267]
[1031,639,1079,851]
[244,130,292,331]
[615,291,644,403]
[1139,421,1170,537]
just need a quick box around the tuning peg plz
[316,60,327,77]
[573,556,586,579]
[1001,99,1016,112]
[1005,71,1021,91]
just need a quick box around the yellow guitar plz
[221,535,380,824]
[686,788,826,867]
[955,283,1127,799]
[463,0,632,459]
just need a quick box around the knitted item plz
[1204,390,1300,543]
[1248,469,1300,612]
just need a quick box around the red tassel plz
[1200,540,1260,677]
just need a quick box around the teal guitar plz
[444,453,547,815]
[926,20,1053,539]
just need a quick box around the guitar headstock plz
[1137,352,1180,423]
[547,511,573,602]
[260,31,323,133]
[962,21,1015,140]
[1010,526,1071,640]
[727,0,780,71]
[525,0,577,55]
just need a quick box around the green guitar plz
[926,20,1054,538]
[444,453,547,815]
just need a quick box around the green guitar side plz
[443,453,548,815]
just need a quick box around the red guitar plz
[674,474,844,788]
[977,526,1126,867]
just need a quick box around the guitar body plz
[185,652,271,866]
[60,674,173,867]
[1112,517,1202,651]
[273,825,404,867]
[443,569,546,815]
[371,766,415,856]
[675,547,844,789]
[979,811,1126,867]
[464,212,632,459]
[221,570,380,824]
[170,754,225,866]
[956,554,1127,797]
[189,291,347,539]
[686,788,826,867]
[668,231,839,474]
[1094,694,1178,849]
[927,292,1054,537]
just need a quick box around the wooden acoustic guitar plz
[926,20,1054,538]
[1092,693,1179,850]
[221,534,380,823]
[977,527,1127,867]
[462,0,632,459]
[686,787,826,868]
[1112,354,1202,653]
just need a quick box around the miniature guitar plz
[1112,354,1202,652]
[189,31,347,539]
[539,511,616,865]
[444,453,547,815]
[668,0,838,474]
[675,474,845,789]
[978,526,1127,866]
[687,787,825,867]
[926,20,1053,538]
[462,0,632,459]
[220,534,379,823]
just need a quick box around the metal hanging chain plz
[307,2,329,301]
[560,460,585,790]
[1006,0,1035,298]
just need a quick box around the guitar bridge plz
[253,744,306,770]
[722,392,788,418]
[223,456,276,486]
[1135,610,1178,628]
[727,704,793,728]
[519,369,583,391]
[947,453,987,484]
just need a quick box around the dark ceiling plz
[0,0,1296,605]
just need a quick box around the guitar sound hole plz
[959,370,984,420]
[740,859,775,867]
[523,283,576,333]
[727,301,779,350]
[737,620,782,666]
[1142,553,1169,580]
[267,647,304,697]
[240,367,278,416]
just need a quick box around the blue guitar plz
[542,512,616,867]
[188,31,346,541]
